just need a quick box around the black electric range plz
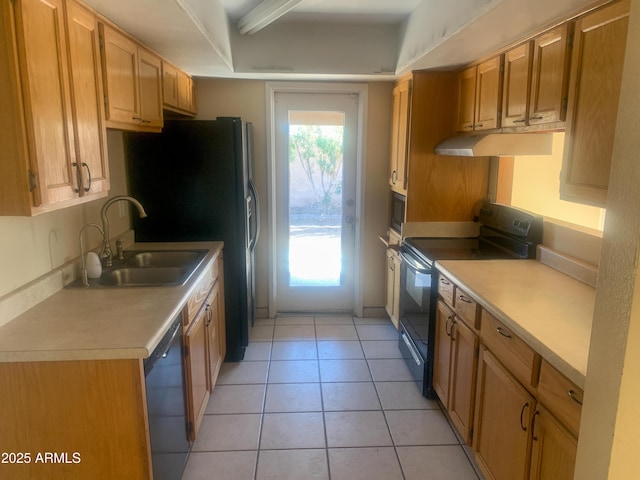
[397,202,543,398]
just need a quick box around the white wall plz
[574,0,640,477]
[195,78,393,315]
[0,131,132,299]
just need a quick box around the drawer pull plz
[440,278,451,285]
[496,326,512,338]
[445,316,453,337]
[568,389,583,406]
[520,402,530,432]
[458,295,472,304]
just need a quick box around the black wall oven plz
[397,202,543,398]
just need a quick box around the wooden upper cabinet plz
[456,56,502,132]
[455,66,477,132]
[561,0,630,207]
[162,61,180,108]
[502,42,533,127]
[100,23,162,132]
[529,24,572,126]
[0,0,109,216]
[162,60,196,116]
[13,0,77,208]
[474,56,503,130]
[66,0,109,196]
[138,47,163,129]
[389,77,410,194]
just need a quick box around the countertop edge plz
[0,241,224,363]
[435,260,588,389]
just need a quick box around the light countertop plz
[0,242,223,363]
[436,259,595,389]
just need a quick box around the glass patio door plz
[274,92,358,312]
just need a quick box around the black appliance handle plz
[399,249,431,274]
[248,179,260,250]
[144,317,181,376]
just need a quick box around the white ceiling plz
[84,0,599,80]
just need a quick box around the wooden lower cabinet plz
[184,303,210,441]
[433,300,478,443]
[474,347,535,480]
[0,359,151,479]
[205,280,224,389]
[529,406,577,480]
[384,247,401,329]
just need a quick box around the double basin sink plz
[71,249,208,288]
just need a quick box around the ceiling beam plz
[237,0,304,35]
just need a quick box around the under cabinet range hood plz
[435,133,554,157]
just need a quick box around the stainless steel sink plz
[67,249,208,288]
[98,267,190,287]
[124,250,207,268]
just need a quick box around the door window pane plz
[288,112,344,287]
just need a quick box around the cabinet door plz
[177,70,194,113]
[14,0,78,206]
[502,42,532,127]
[185,306,210,441]
[217,255,227,362]
[206,281,223,390]
[474,56,503,130]
[561,0,629,207]
[390,78,410,194]
[100,23,140,125]
[66,0,109,197]
[162,61,179,109]
[529,24,571,125]
[529,407,577,480]
[433,300,454,407]
[449,318,478,444]
[474,348,535,480]
[455,66,476,132]
[138,47,163,129]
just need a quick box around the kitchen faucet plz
[100,195,148,266]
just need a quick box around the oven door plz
[398,247,436,398]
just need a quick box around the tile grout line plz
[252,332,274,480]
[314,314,332,480]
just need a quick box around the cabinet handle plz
[519,402,530,432]
[568,389,583,406]
[205,304,212,327]
[391,170,397,184]
[458,295,472,304]
[529,116,544,120]
[72,162,81,193]
[445,316,454,337]
[496,326,512,338]
[475,123,484,128]
[132,116,143,121]
[141,119,152,124]
[81,162,91,192]
[440,278,450,285]
[531,410,540,441]
[513,119,526,124]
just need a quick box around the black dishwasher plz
[144,316,190,480]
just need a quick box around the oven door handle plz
[401,332,422,367]
[399,250,431,274]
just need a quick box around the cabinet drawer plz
[184,260,217,327]
[481,310,538,387]
[454,287,479,329]
[438,274,455,308]
[537,360,582,438]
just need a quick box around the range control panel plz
[478,202,543,242]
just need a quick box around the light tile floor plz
[182,315,483,480]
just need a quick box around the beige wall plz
[0,131,132,299]
[574,0,640,477]
[195,78,393,314]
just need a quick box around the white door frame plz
[265,81,368,318]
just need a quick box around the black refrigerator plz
[123,117,259,361]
